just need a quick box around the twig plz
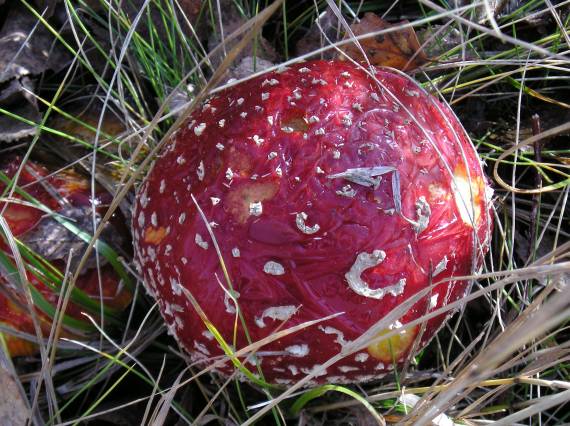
[527,113,545,262]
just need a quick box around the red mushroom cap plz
[0,156,131,356]
[132,60,493,385]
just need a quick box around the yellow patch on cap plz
[451,164,484,228]
[144,226,167,244]
[367,324,418,363]
[226,181,279,224]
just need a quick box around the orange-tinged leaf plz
[1,332,37,357]
[340,13,429,71]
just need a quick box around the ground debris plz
[458,0,560,26]
[0,353,31,426]
[0,4,69,142]
[228,57,275,82]
[328,166,395,189]
[22,205,124,272]
[0,77,40,142]
[208,0,277,73]
[0,6,69,83]
[417,25,475,59]
[296,7,341,59]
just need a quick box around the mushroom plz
[0,156,131,356]
[132,60,493,384]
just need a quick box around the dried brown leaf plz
[22,204,125,271]
[0,77,40,142]
[0,4,70,142]
[339,13,429,71]
[0,6,69,83]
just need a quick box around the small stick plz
[527,113,544,262]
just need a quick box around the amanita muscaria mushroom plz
[0,156,131,356]
[133,60,493,385]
